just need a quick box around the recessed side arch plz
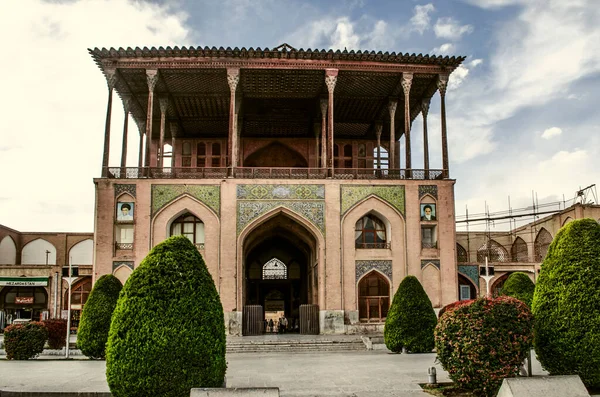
[68,239,93,265]
[458,272,478,300]
[151,194,220,289]
[356,269,391,323]
[421,262,441,308]
[113,264,133,285]
[342,195,405,314]
[22,238,57,265]
[0,235,17,265]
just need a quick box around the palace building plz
[88,44,463,335]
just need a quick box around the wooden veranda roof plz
[89,44,465,141]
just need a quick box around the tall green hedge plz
[77,274,123,359]
[501,272,535,307]
[435,297,533,397]
[384,275,437,353]
[532,218,600,388]
[106,235,226,397]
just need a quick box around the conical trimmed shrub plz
[501,272,535,307]
[384,275,437,353]
[532,218,600,388]
[77,274,122,359]
[106,235,226,397]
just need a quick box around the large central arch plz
[237,207,323,334]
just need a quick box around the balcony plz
[105,167,446,180]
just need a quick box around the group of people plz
[264,315,293,333]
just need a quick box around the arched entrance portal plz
[242,213,318,335]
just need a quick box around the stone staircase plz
[226,336,366,353]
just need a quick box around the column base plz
[319,310,345,334]
[225,311,242,336]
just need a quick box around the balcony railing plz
[105,167,446,180]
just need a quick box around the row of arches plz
[0,237,93,266]
[457,228,553,263]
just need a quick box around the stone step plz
[226,341,365,353]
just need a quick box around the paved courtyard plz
[0,349,548,397]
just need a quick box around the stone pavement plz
[0,348,549,397]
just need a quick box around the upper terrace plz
[90,44,465,180]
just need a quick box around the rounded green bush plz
[106,235,226,397]
[435,297,533,397]
[501,272,535,307]
[384,275,437,353]
[4,322,48,360]
[77,274,123,359]
[532,218,600,388]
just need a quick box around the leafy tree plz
[106,235,226,397]
[384,275,437,353]
[532,218,600,388]
[435,297,533,397]
[501,272,535,307]
[77,274,123,359]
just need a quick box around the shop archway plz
[0,286,48,321]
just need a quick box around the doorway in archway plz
[243,213,318,334]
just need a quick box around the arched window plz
[456,243,468,263]
[170,213,205,248]
[211,143,221,167]
[534,228,552,262]
[358,271,390,323]
[197,143,206,167]
[511,237,528,262]
[458,274,476,300]
[64,278,92,330]
[476,240,509,263]
[262,258,287,280]
[182,142,192,167]
[373,146,389,169]
[355,214,388,249]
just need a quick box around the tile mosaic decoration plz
[458,264,479,287]
[341,185,405,216]
[421,259,440,269]
[151,184,220,216]
[237,200,325,235]
[114,184,136,199]
[419,185,438,199]
[113,261,134,271]
[355,260,393,281]
[237,184,325,200]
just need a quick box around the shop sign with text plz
[0,277,49,287]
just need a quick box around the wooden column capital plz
[105,68,118,90]
[227,68,240,92]
[437,74,448,97]
[146,69,158,92]
[421,99,430,118]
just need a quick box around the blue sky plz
[0,0,598,232]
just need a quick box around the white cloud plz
[331,17,361,50]
[541,127,563,139]
[410,4,435,34]
[462,0,523,9]
[469,59,483,67]
[449,64,470,90]
[0,0,190,232]
[432,43,455,54]
[434,17,474,40]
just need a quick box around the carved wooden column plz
[170,123,178,173]
[438,74,449,178]
[421,99,430,178]
[227,68,240,176]
[320,98,328,169]
[158,97,168,169]
[402,73,413,176]
[145,70,158,172]
[101,69,117,177]
[134,117,145,169]
[325,69,338,176]
[313,123,320,168]
[237,115,243,168]
[119,95,131,170]
[375,124,382,169]
[388,100,398,169]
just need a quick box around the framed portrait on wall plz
[117,202,134,221]
[420,203,436,221]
